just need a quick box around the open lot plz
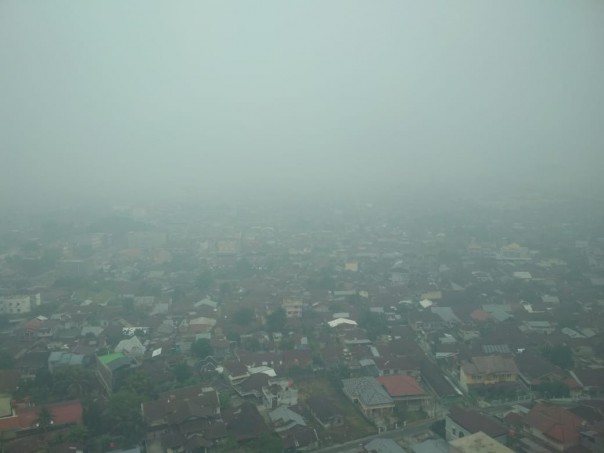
[297,375,376,443]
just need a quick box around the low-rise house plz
[449,431,514,453]
[142,384,221,434]
[374,355,420,379]
[523,403,584,451]
[445,406,508,443]
[262,378,298,409]
[114,335,146,357]
[269,406,306,432]
[0,400,83,434]
[460,355,518,391]
[306,395,344,428]
[377,374,429,411]
[222,360,249,384]
[342,377,394,419]
[223,401,269,442]
[514,350,581,397]
[234,373,270,400]
[573,368,604,397]
[47,351,86,374]
[280,424,319,452]
[364,438,405,453]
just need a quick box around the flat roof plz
[98,352,125,365]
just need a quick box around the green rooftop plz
[98,352,125,365]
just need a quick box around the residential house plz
[363,438,405,453]
[459,355,518,391]
[269,406,306,433]
[47,351,86,374]
[377,374,430,411]
[0,400,83,434]
[523,403,584,451]
[449,431,514,453]
[445,406,508,444]
[142,384,221,445]
[281,424,319,452]
[374,355,420,379]
[262,378,298,409]
[342,377,395,420]
[514,350,581,397]
[114,335,146,358]
[222,402,269,442]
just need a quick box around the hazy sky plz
[1,1,603,207]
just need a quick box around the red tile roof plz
[377,374,424,397]
[0,400,82,432]
[525,403,584,445]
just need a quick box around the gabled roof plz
[223,402,269,441]
[364,437,405,453]
[461,355,518,376]
[342,377,393,407]
[269,406,306,428]
[448,406,507,438]
[377,375,424,397]
[525,403,583,445]
[514,350,563,384]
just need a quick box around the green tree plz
[247,433,282,453]
[232,307,254,326]
[538,381,570,398]
[358,309,388,341]
[0,351,15,369]
[196,270,214,293]
[266,308,287,333]
[173,362,193,383]
[53,367,98,400]
[83,398,103,435]
[191,338,214,360]
[542,344,574,370]
[104,391,144,444]
[118,369,157,399]
[219,391,231,409]
[67,424,90,444]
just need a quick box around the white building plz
[0,294,41,315]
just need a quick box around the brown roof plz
[223,402,269,441]
[514,350,563,384]
[461,355,518,375]
[448,406,507,438]
[377,375,424,397]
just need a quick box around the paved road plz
[314,418,439,453]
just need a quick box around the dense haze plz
[1,1,603,209]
